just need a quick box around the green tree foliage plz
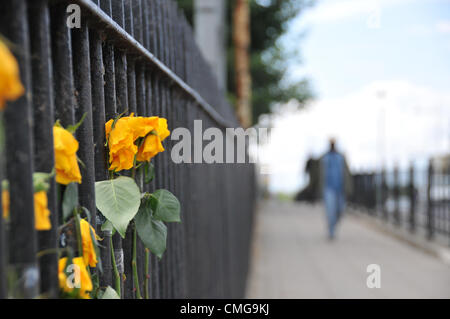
[176,0,314,124]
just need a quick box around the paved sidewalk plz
[246,200,450,298]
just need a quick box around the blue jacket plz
[319,151,353,197]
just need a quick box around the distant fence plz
[0,0,255,298]
[350,159,450,244]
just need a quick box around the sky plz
[259,0,450,194]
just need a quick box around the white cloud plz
[408,24,433,36]
[301,0,412,25]
[259,80,450,193]
[436,20,450,33]
[409,20,450,36]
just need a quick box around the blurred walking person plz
[319,138,352,240]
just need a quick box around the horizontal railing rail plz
[72,0,237,128]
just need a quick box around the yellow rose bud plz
[79,219,99,268]
[34,191,51,231]
[0,40,24,110]
[58,257,93,299]
[53,126,82,185]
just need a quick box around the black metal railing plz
[0,0,255,299]
[350,159,450,244]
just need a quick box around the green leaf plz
[135,202,167,259]
[2,180,8,191]
[95,177,141,238]
[150,189,181,223]
[62,183,78,222]
[90,272,99,298]
[80,207,91,224]
[101,286,120,299]
[53,119,63,128]
[101,220,114,233]
[33,171,54,193]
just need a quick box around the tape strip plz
[114,249,124,273]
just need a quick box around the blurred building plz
[194,0,226,92]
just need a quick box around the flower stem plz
[131,138,145,180]
[36,248,61,258]
[132,224,142,299]
[131,143,144,299]
[110,236,121,298]
[131,165,136,180]
[144,248,150,299]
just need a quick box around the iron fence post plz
[393,166,400,226]
[427,160,434,240]
[29,0,59,298]
[409,164,416,233]
[0,0,38,298]
[382,168,388,221]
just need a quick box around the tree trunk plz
[233,0,252,128]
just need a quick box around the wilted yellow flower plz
[58,257,93,299]
[53,126,82,185]
[127,115,158,140]
[0,40,24,110]
[155,117,170,141]
[34,191,51,231]
[105,117,137,171]
[105,115,170,169]
[2,189,51,231]
[79,219,98,268]
[136,117,170,162]
[136,134,165,162]
[2,189,9,220]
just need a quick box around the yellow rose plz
[2,189,9,220]
[53,126,82,185]
[79,219,98,268]
[2,189,51,231]
[105,117,137,171]
[127,115,158,140]
[136,117,170,162]
[58,257,93,299]
[105,115,170,169]
[34,191,51,231]
[136,134,165,162]
[0,40,24,110]
[155,117,170,141]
